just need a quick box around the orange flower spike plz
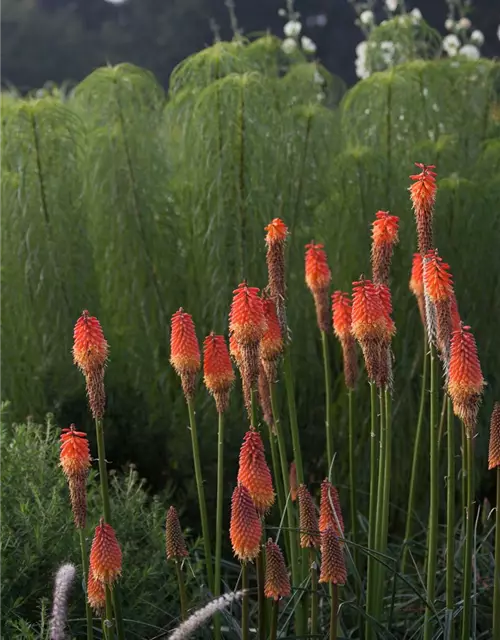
[409,163,437,255]
[305,242,332,332]
[376,284,396,340]
[229,333,242,367]
[423,250,453,303]
[265,218,288,245]
[89,519,122,586]
[351,278,385,342]
[448,324,485,432]
[229,484,262,562]
[289,461,298,502]
[264,539,291,600]
[297,484,321,548]
[261,298,283,383]
[371,211,399,285]
[238,430,275,514]
[60,426,91,478]
[87,565,106,614]
[203,333,235,413]
[73,310,108,375]
[488,403,500,470]
[332,291,352,343]
[450,292,461,334]
[409,253,424,297]
[319,479,344,538]
[166,506,189,560]
[229,283,267,345]
[170,308,200,400]
[319,527,347,585]
[264,218,288,335]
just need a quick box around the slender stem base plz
[174,561,188,620]
[348,389,358,572]
[321,331,333,474]
[330,584,338,640]
[256,547,266,640]
[79,529,94,640]
[214,412,224,640]
[310,550,319,637]
[493,467,500,639]
[270,599,279,640]
[365,382,378,640]
[445,398,455,638]
[461,432,474,640]
[241,563,249,640]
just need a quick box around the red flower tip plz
[203,333,235,412]
[265,218,288,245]
[488,403,500,470]
[351,278,386,342]
[264,539,291,600]
[230,484,262,562]
[409,163,437,214]
[170,308,201,375]
[332,291,353,342]
[261,298,283,364]
[73,310,108,375]
[319,479,344,539]
[238,430,275,514]
[319,527,347,585]
[448,324,485,431]
[60,425,91,478]
[423,250,454,302]
[305,243,331,293]
[371,211,399,247]
[409,253,424,297]
[229,283,267,345]
[89,519,122,585]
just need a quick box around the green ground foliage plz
[2,39,500,547]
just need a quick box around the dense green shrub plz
[1,410,203,637]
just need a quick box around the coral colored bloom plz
[488,403,500,470]
[166,506,189,560]
[450,292,461,333]
[170,308,200,400]
[203,334,235,413]
[409,163,437,255]
[371,211,399,285]
[305,243,331,292]
[264,539,291,600]
[319,479,344,538]
[298,485,320,548]
[409,253,424,297]
[87,565,106,614]
[265,219,288,335]
[230,484,262,562]
[332,292,353,343]
[60,426,91,478]
[229,284,267,345]
[261,298,283,383]
[265,218,288,245]
[448,324,485,432]
[89,519,122,585]
[238,430,275,514]
[229,334,242,366]
[423,250,453,302]
[289,461,298,502]
[73,311,108,375]
[351,279,385,342]
[319,527,347,585]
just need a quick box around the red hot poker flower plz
[87,565,106,614]
[423,250,453,303]
[409,163,437,255]
[261,298,283,383]
[409,253,426,327]
[488,403,500,470]
[203,333,235,413]
[423,250,454,363]
[319,527,347,585]
[297,484,321,548]
[166,506,189,560]
[448,324,485,433]
[371,211,399,285]
[351,278,386,383]
[229,284,267,345]
[89,519,122,586]
[73,311,108,375]
[305,243,332,332]
[265,218,288,245]
[230,484,262,562]
[332,291,352,343]
[170,308,200,400]
[60,426,91,478]
[265,218,288,336]
[319,479,344,539]
[238,430,275,514]
[264,539,291,600]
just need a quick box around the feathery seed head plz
[264,539,291,600]
[230,484,262,562]
[371,211,399,285]
[409,163,437,254]
[203,333,235,413]
[87,565,106,614]
[289,461,298,502]
[238,430,275,514]
[488,403,500,470]
[60,425,91,478]
[319,527,347,585]
[265,218,288,245]
[448,324,485,432]
[229,283,267,345]
[297,484,320,548]
[319,479,344,538]
[423,250,453,302]
[49,563,76,640]
[166,506,189,560]
[73,311,108,376]
[332,291,353,342]
[89,519,122,585]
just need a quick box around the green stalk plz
[310,549,319,637]
[348,389,358,571]
[401,342,428,574]
[461,426,467,538]
[423,344,438,640]
[376,388,392,619]
[104,587,114,639]
[365,382,379,640]
[174,561,188,620]
[186,399,214,591]
[95,418,124,640]
[461,431,474,640]
[283,347,304,485]
[330,584,338,640]
[242,563,249,640]
[493,466,500,639]
[267,421,285,517]
[374,388,386,620]
[78,529,94,640]
[321,331,334,474]
[445,397,455,637]
[270,599,279,640]
[256,547,266,640]
[214,411,225,640]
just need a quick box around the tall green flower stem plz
[78,529,94,640]
[174,561,188,620]
[423,344,439,640]
[310,549,319,636]
[186,400,214,591]
[445,397,455,637]
[461,429,474,640]
[95,418,125,640]
[214,411,225,640]
[401,343,428,574]
[241,563,249,640]
[321,331,334,473]
[365,382,379,640]
[330,584,339,640]
[270,599,279,640]
[104,588,114,640]
[266,421,285,518]
[347,389,358,571]
[493,466,500,639]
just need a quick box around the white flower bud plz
[281,37,298,54]
[458,44,480,60]
[470,30,484,46]
[410,8,422,23]
[301,35,317,53]
[458,17,471,30]
[445,19,454,31]
[385,0,398,12]
[443,34,460,55]
[284,20,302,38]
[359,10,374,26]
